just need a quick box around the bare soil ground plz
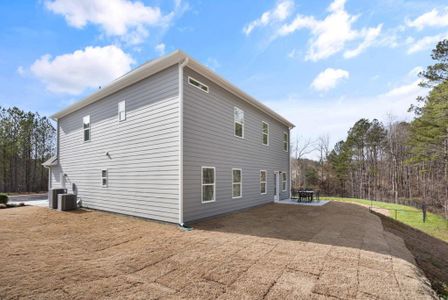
[0,202,438,299]
[375,211,448,297]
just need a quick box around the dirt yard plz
[0,202,438,299]
[376,212,448,297]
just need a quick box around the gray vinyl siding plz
[182,67,290,222]
[51,65,180,223]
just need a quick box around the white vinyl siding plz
[202,167,215,203]
[260,170,267,194]
[118,100,126,121]
[101,169,108,187]
[234,107,244,138]
[283,132,288,152]
[262,122,269,145]
[54,65,180,223]
[83,115,90,142]
[232,168,242,198]
[282,172,287,191]
[182,67,291,222]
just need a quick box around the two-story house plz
[46,50,295,224]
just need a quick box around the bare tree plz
[290,135,315,189]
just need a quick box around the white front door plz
[274,171,280,201]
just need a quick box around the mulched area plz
[0,202,438,299]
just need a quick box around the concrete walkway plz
[8,193,48,207]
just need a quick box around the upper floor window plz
[118,100,126,121]
[201,167,215,203]
[232,168,242,198]
[262,122,269,145]
[234,107,244,138]
[283,132,288,151]
[83,115,90,142]
[188,77,209,93]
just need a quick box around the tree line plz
[292,40,448,214]
[0,106,56,193]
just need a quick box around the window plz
[118,100,126,121]
[282,172,287,191]
[283,132,288,151]
[262,122,269,145]
[201,167,215,203]
[232,168,242,198]
[83,115,90,141]
[188,77,209,93]
[234,107,244,138]
[260,170,267,194]
[101,169,108,187]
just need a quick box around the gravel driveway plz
[0,202,437,299]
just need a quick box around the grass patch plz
[322,196,448,242]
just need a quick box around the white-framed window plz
[232,168,242,199]
[260,170,267,194]
[101,169,108,187]
[283,132,288,152]
[262,122,269,145]
[118,100,126,121]
[201,167,215,203]
[282,172,287,191]
[188,77,209,93]
[234,107,244,138]
[83,115,90,142]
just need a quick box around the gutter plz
[178,57,189,226]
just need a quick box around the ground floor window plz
[202,167,215,203]
[260,170,267,194]
[102,169,108,187]
[232,168,242,198]
[282,172,287,191]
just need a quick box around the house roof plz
[42,155,58,167]
[51,50,295,128]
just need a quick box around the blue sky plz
[1,0,447,157]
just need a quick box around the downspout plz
[289,127,292,200]
[178,57,189,226]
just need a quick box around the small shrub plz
[0,193,8,205]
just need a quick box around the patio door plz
[274,171,280,201]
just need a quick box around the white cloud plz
[344,24,382,58]
[406,8,448,30]
[155,43,166,56]
[264,71,425,158]
[243,0,294,35]
[384,79,421,97]
[45,0,184,44]
[16,66,26,76]
[408,66,423,77]
[407,33,448,54]
[206,58,221,71]
[311,68,349,91]
[288,49,296,58]
[30,45,134,95]
[277,0,382,61]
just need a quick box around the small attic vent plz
[188,77,209,93]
